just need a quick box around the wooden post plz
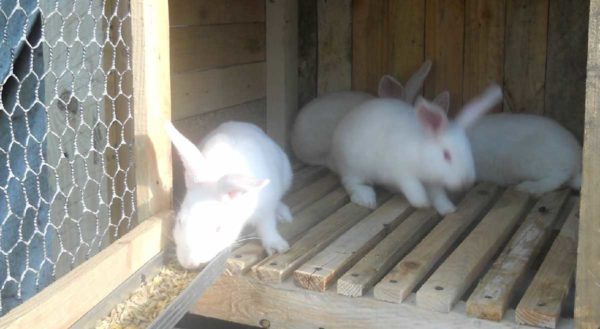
[266,0,298,148]
[130,0,173,222]
[575,1,600,327]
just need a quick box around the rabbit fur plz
[330,85,503,215]
[291,60,433,169]
[166,121,293,269]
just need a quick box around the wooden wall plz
[351,0,589,141]
[168,0,267,202]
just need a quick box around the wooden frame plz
[0,0,173,327]
[195,275,574,329]
[575,0,600,327]
[266,0,298,148]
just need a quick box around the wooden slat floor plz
[194,166,577,329]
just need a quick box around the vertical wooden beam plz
[424,0,465,116]
[463,0,505,112]
[266,0,298,148]
[503,0,549,114]
[352,0,388,93]
[131,0,172,222]
[544,0,589,142]
[298,0,318,108]
[317,0,352,95]
[387,0,425,86]
[575,1,600,327]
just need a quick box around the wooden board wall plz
[168,0,266,120]
[351,0,588,139]
[168,0,267,200]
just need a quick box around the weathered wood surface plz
[575,1,600,327]
[194,274,573,329]
[317,0,352,95]
[463,0,505,112]
[337,208,439,297]
[253,201,373,284]
[266,0,298,148]
[416,189,530,313]
[516,204,578,328]
[294,196,413,291]
[466,190,570,321]
[373,184,500,303]
[503,0,548,114]
[171,62,266,121]
[424,0,465,115]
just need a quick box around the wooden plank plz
[466,190,570,321]
[337,208,440,297]
[387,0,425,87]
[168,0,265,26]
[416,189,531,313]
[226,187,347,275]
[284,173,338,214]
[72,252,166,328]
[373,184,500,303]
[576,1,600,327]
[516,204,579,328]
[0,211,170,329]
[503,0,548,114]
[424,0,465,115]
[171,62,266,121]
[544,0,589,142]
[146,250,229,329]
[170,23,265,73]
[252,201,374,284]
[298,0,318,108]
[288,165,328,193]
[266,0,298,148]
[294,196,413,292]
[194,275,573,329]
[317,0,352,94]
[131,0,172,221]
[463,0,505,112]
[352,0,388,93]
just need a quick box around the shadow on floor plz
[177,313,259,329]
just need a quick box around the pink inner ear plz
[227,190,242,200]
[418,105,446,134]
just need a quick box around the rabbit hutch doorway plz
[1,0,600,329]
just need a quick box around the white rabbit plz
[330,85,503,215]
[467,113,582,195]
[291,60,433,168]
[165,121,293,269]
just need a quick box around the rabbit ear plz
[456,84,503,128]
[433,91,450,114]
[402,60,432,104]
[378,75,404,99]
[415,96,448,135]
[217,174,269,201]
[165,121,207,188]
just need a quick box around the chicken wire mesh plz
[0,0,136,314]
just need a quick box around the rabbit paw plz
[349,186,377,209]
[433,199,456,215]
[430,191,456,215]
[262,236,290,256]
[515,178,562,196]
[276,202,293,223]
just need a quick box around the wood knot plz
[402,261,420,270]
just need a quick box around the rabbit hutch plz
[0,0,599,328]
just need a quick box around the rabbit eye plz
[443,149,452,162]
